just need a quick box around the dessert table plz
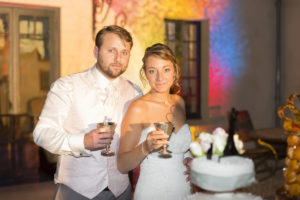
[250,127,287,144]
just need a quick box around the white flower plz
[190,127,245,158]
[190,142,205,157]
[212,127,228,138]
[198,132,213,152]
[234,134,245,154]
[212,127,228,155]
[200,140,212,153]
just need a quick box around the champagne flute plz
[97,122,117,156]
[154,122,174,158]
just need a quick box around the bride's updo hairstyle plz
[140,43,181,94]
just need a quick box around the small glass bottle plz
[223,107,239,156]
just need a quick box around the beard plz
[97,59,127,79]
[103,64,126,78]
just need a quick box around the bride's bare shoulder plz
[172,94,185,108]
[127,96,148,113]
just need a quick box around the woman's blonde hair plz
[140,43,181,94]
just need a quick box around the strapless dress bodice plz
[138,124,192,154]
[134,124,192,200]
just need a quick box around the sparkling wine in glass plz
[154,122,174,158]
[97,122,117,156]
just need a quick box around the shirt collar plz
[95,65,121,90]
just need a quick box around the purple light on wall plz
[207,1,247,117]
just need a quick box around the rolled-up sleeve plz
[33,76,91,157]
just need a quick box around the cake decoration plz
[190,127,245,158]
[189,127,256,192]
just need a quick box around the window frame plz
[165,19,208,120]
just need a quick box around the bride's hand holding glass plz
[154,122,174,158]
[142,130,169,154]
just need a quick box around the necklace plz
[146,93,176,124]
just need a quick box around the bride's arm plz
[117,100,168,174]
[117,100,146,174]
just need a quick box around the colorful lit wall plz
[1,0,247,118]
[96,0,247,118]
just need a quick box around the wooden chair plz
[27,96,57,180]
[232,109,285,181]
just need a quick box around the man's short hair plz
[95,25,133,49]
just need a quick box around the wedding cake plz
[186,192,263,200]
[189,127,256,192]
[190,155,256,192]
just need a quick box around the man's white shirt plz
[33,65,142,198]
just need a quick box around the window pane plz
[19,15,50,114]
[182,59,189,76]
[166,22,175,40]
[181,23,189,41]
[164,19,202,119]
[190,79,197,95]
[0,14,10,115]
[189,61,197,76]
[36,21,43,35]
[182,79,189,96]
[191,97,197,113]
[189,42,197,59]
[166,41,176,54]
[0,13,9,114]
[182,42,189,59]
[189,24,197,41]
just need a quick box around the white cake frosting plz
[192,156,254,176]
[191,156,256,192]
[185,192,263,200]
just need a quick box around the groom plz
[33,25,142,200]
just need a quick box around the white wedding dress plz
[134,124,192,200]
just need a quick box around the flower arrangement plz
[190,127,245,157]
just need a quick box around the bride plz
[117,43,192,199]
